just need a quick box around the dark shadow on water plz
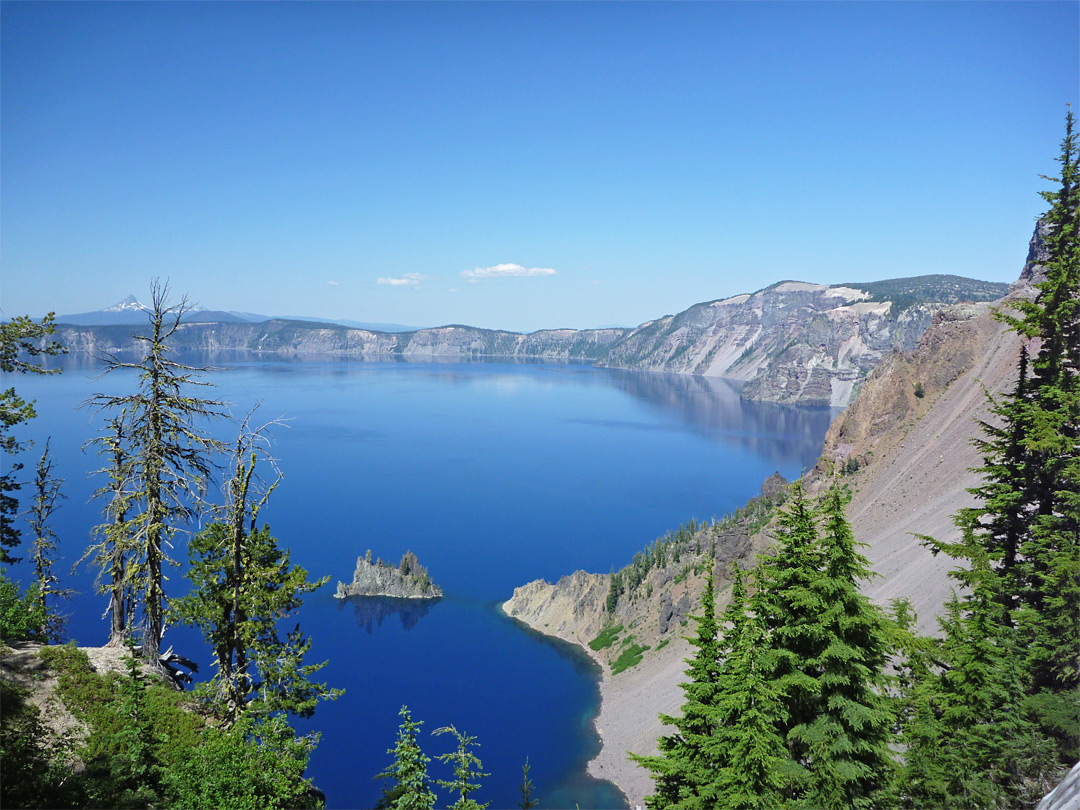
[336,595,441,633]
[497,606,629,809]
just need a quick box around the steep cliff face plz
[602,283,939,407]
[54,275,1006,407]
[812,288,1031,633]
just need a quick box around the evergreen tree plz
[86,281,226,663]
[888,597,949,808]
[753,483,896,807]
[708,567,787,809]
[81,415,136,646]
[906,534,1058,809]
[176,520,341,719]
[0,313,64,565]
[26,439,67,640]
[377,706,437,810]
[751,482,823,797]
[918,108,1080,787]
[108,640,167,808]
[1008,110,1080,699]
[434,725,489,810]
[631,554,719,809]
[516,757,538,810]
[796,485,895,810]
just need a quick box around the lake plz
[10,356,834,808]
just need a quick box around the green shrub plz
[589,624,622,651]
[611,642,650,675]
[0,571,48,642]
[0,680,83,808]
[162,713,320,810]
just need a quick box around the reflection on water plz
[600,370,838,470]
[337,595,440,633]
[55,352,838,472]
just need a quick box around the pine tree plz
[631,554,719,809]
[377,706,437,810]
[26,439,67,640]
[86,281,226,663]
[919,108,1080,781]
[751,482,823,798]
[797,484,895,810]
[81,416,136,646]
[434,725,489,810]
[1009,109,1080,698]
[907,533,1058,809]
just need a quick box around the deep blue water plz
[10,356,834,809]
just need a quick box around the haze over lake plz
[14,357,834,808]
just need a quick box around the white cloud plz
[327,280,340,286]
[460,263,557,281]
[377,273,427,287]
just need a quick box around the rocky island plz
[335,550,443,599]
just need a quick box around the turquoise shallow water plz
[13,357,834,808]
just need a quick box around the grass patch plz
[589,624,623,651]
[656,638,670,651]
[611,642,651,675]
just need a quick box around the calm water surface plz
[13,357,834,809]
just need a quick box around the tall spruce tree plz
[920,108,1079,781]
[1007,109,1080,699]
[751,482,823,798]
[753,483,896,807]
[799,484,895,810]
[631,554,720,809]
[86,281,226,662]
[708,566,787,809]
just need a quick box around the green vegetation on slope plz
[841,274,1011,315]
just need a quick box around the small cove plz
[12,356,835,808]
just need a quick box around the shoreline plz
[500,602,689,809]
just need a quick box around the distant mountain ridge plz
[51,274,1009,407]
[56,297,419,332]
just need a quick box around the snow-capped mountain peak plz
[103,295,150,313]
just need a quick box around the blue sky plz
[3,2,1077,332]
